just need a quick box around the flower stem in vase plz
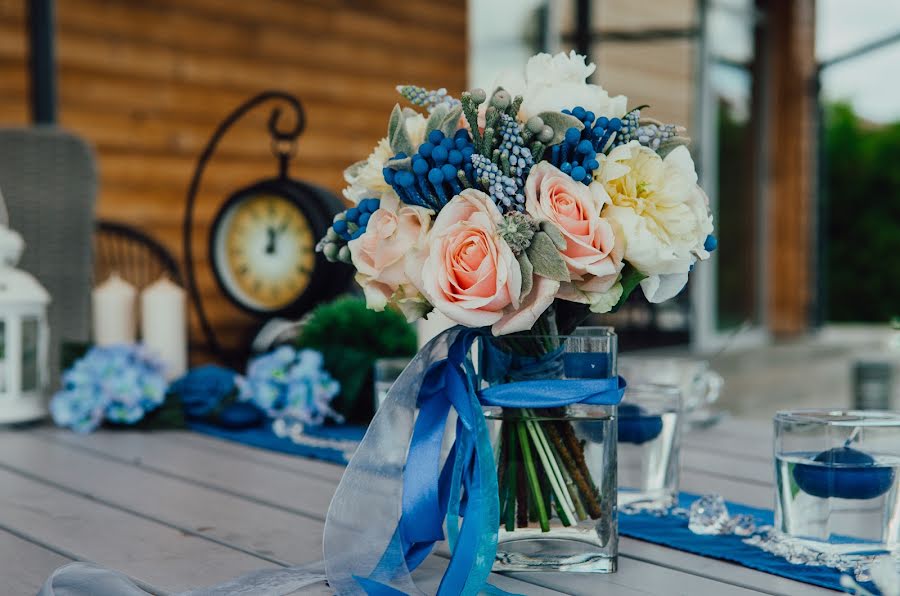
[517,422,550,532]
[544,422,603,519]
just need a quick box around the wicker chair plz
[0,127,97,384]
[93,220,182,290]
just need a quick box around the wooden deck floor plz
[0,419,834,595]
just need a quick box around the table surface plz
[0,418,838,595]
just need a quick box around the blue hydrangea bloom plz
[170,365,238,419]
[236,346,342,426]
[50,344,168,433]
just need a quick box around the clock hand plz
[265,227,277,254]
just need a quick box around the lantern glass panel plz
[22,317,39,392]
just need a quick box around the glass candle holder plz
[617,383,682,510]
[482,327,618,573]
[373,357,412,411]
[774,409,900,556]
[618,356,722,427]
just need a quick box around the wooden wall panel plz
[0,0,467,363]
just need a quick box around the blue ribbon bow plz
[358,329,625,595]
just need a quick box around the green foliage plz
[825,103,900,322]
[612,265,647,313]
[297,296,418,423]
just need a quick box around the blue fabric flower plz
[170,365,238,419]
[50,344,168,433]
[236,346,342,426]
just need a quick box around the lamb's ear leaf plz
[540,222,567,251]
[610,265,647,312]
[426,104,450,136]
[389,104,413,156]
[440,105,464,137]
[536,111,584,145]
[526,232,569,282]
[517,252,534,298]
[657,136,691,158]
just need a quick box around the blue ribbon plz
[357,330,626,595]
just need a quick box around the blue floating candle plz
[618,403,664,445]
[792,447,895,500]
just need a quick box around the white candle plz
[140,277,187,380]
[92,274,136,346]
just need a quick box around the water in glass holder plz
[617,384,682,510]
[774,410,900,557]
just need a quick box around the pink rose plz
[525,162,623,298]
[349,205,431,316]
[410,189,523,331]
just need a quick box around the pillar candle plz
[140,277,187,380]
[92,274,136,346]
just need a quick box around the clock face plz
[212,192,316,313]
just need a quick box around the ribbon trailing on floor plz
[324,327,625,595]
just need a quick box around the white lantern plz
[0,226,50,423]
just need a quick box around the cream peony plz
[595,141,713,302]
[525,162,623,304]
[495,51,628,120]
[348,205,431,318]
[409,189,525,332]
[342,113,429,211]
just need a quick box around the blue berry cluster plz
[546,106,627,184]
[498,113,534,180]
[612,109,641,147]
[383,129,475,210]
[396,85,460,112]
[331,198,380,241]
[472,154,524,212]
[634,122,679,151]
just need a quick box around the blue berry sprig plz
[472,153,524,212]
[316,198,381,263]
[611,108,642,147]
[498,113,534,180]
[396,85,461,113]
[383,129,476,210]
[634,120,682,151]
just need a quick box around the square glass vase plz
[480,327,618,573]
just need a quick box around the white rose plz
[596,141,713,303]
[496,51,628,120]
[342,113,429,211]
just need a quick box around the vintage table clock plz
[183,92,352,363]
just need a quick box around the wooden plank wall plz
[0,0,467,362]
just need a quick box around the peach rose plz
[525,162,623,299]
[348,205,431,317]
[410,189,523,330]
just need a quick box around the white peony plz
[595,141,713,303]
[495,51,628,120]
[342,113,429,212]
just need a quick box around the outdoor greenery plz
[825,103,900,322]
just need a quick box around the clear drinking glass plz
[482,327,618,573]
[618,356,723,427]
[617,383,682,510]
[774,409,900,556]
[373,357,411,411]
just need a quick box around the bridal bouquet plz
[317,51,715,588]
[318,50,714,333]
